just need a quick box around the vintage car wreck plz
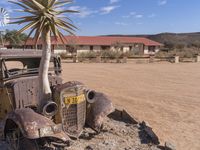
[0,50,114,149]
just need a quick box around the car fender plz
[86,92,114,132]
[4,108,69,141]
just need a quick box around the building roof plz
[25,36,163,46]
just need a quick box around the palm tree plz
[10,0,78,106]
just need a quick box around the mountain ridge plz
[105,32,200,46]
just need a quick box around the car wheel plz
[6,128,39,150]
[18,138,39,150]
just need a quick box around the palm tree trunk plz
[39,28,52,106]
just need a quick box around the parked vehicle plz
[0,50,113,149]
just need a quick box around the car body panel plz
[5,108,69,141]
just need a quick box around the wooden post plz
[73,55,77,63]
[122,56,127,63]
[174,56,179,63]
[96,55,101,63]
[116,56,120,63]
[149,55,154,63]
[196,55,200,62]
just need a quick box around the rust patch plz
[7,76,62,109]
[6,108,69,141]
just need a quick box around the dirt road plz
[62,62,200,150]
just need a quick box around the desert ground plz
[61,61,200,150]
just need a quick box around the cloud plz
[158,0,167,6]
[68,6,98,18]
[100,5,120,14]
[148,13,156,18]
[110,0,120,4]
[135,14,143,18]
[122,12,143,19]
[122,11,136,18]
[115,22,129,26]
[68,5,120,17]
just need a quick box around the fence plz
[61,55,200,64]
[4,49,200,64]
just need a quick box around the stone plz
[85,145,94,150]
[165,142,176,150]
[141,121,160,145]
[151,146,161,150]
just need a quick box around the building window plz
[148,46,156,52]
[129,46,132,51]
[101,46,110,50]
[135,44,139,48]
[90,46,94,51]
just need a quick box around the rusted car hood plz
[6,108,69,141]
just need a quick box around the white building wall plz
[155,46,160,53]
[93,46,101,52]
[110,46,115,51]
[123,46,130,53]
[77,46,90,54]
[77,45,101,54]
[54,49,66,54]
[144,46,149,54]
[54,44,160,55]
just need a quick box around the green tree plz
[10,0,78,106]
[164,41,175,50]
[4,29,27,48]
[112,41,123,51]
[66,38,77,55]
[191,41,200,52]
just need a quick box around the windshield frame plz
[1,56,62,82]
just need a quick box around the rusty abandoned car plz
[0,50,113,149]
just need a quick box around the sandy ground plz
[61,61,200,150]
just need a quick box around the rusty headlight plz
[85,90,96,104]
[43,101,58,117]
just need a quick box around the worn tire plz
[18,138,39,150]
[5,128,38,150]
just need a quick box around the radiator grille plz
[62,98,86,137]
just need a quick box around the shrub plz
[100,50,123,59]
[156,48,199,58]
[78,51,98,58]
[60,53,69,59]
[123,50,143,57]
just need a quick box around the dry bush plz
[101,50,123,59]
[156,48,199,58]
[60,53,69,59]
[78,51,98,58]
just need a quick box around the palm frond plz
[10,0,78,44]
[56,9,79,15]
[17,21,39,34]
[9,0,30,10]
[48,0,57,8]
[54,0,72,6]
[31,0,45,10]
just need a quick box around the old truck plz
[0,50,114,149]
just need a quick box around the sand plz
[61,62,200,150]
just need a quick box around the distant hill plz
[106,32,200,47]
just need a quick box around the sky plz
[0,0,200,36]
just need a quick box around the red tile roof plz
[25,36,163,46]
